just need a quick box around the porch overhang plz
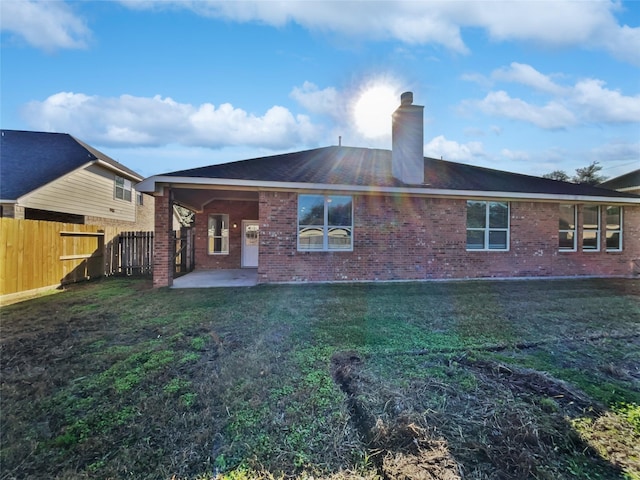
[169,186,259,212]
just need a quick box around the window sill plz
[297,249,354,253]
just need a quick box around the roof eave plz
[94,159,143,182]
[138,175,640,204]
[72,136,143,181]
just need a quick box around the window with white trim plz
[298,194,353,251]
[114,175,132,202]
[582,205,600,251]
[605,206,622,251]
[466,201,509,250]
[559,204,577,251]
[208,214,229,254]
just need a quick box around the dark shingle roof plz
[160,145,636,199]
[0,130,141,200]
[163,146,401,186]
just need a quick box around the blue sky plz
[1,1,639,180]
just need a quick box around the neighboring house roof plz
[143,146,639,202]
[0,130,142,201]
[599,169,640,193]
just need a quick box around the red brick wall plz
[193,200,259,270]
[550,204,640,277]
[153,188,174,287]
[256,192,640,283]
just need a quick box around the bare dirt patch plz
[459,356,603,415]
[331,351,462,480]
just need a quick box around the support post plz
[153,187,174,287]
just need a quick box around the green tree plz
[542,161,607,185]
[572,161,607,185]
[542,170,570,182]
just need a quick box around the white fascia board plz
[136,176,162,192]
[0,199,18,203]
[138,175,640,204]
[616,186,640,193]
[94,160,143,182]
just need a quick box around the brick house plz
[138,92,640,287]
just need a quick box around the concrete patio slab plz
[171,269,258,288]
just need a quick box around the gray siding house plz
[0,130,153,229]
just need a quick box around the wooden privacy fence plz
[1,218,196,299]
[0,218,119,298]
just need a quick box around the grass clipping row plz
[330,350,638,480]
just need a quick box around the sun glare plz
[353,84,399,139]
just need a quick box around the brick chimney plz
[392,91,424,185]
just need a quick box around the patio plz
[171,269,258,288]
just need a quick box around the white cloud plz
[173,1,470,53]
[462,63,640,128]
[588,140,640,166]
[19,79,403,153]
[470,90,576,129]
[289,82,341,118]
[289,78,407,145]
[458,0,639,65]
[424,135,485,162]
[503,141,640,178]
[460,72,492,88]
[592,12,640,66]
[0,0,90,51]
[492,63,567,95]
[21,92,322,149]
[572,79,640,123]
[538,143,640,179]
[500,149,530,162]
[6,0,638,65]
[8,1,638,64]
[121,0,640,64]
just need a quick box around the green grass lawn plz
[1,277,639,479]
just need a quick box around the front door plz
[241,220,259,268]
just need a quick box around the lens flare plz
[353,83,399,139]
